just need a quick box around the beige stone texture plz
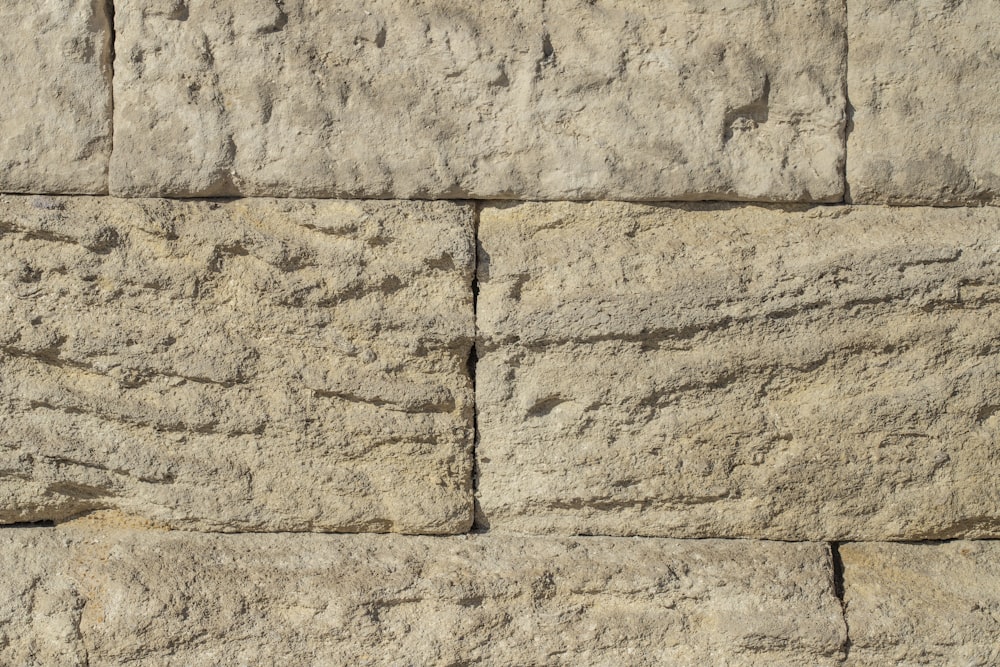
[0,528,846,666]
[847,0,1000,205]
[841,541,1000,665]
[0,1,113,194]
[477,202,1000,540]
[0,196,474,533]
[110,0,845,202]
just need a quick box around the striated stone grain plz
[477,202,1000,540]
[0,196,475,533]
[110,0,845,202]
[0,528,846,666]
[0,1,112,194]
[847,0,1000,205]
[841,541,1000,665]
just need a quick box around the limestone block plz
[0,1,112,194]
[847,0,1000,205]
[0,528,846,665]
[110,0,845,202]
[0,196,475,533]
[477,202,1000,540]
[841,542,1000,665]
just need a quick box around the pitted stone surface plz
[0,196,475,533]
[0,528,846,666]
[110,0,845,202]
[477,202,1000,540]
[841,542,1000,665]
[847,0,1000,205]
[0,1,112,194]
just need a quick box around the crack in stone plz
[830,542,852,661]
[470,202,484,531]
[103,0,115,195]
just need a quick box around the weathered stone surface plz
[847,0,1000,205]
[0,196,474,533]
[0,528,846,665]
[841,542,1000,665]
[110,0,845,202]
[477,202,1000,540]
[0,1,112,194]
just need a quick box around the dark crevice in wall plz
[0,520,55,529]
[841,0,852,204]
[104,0,116,193]
[830,542,852,660]
[468,201,484,532]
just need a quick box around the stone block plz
[841,541,1000,665]
[0,528,846,665]
[477,202,1000,540]
[0,196,475,533]
[0,1,112,194]
[847,0,1000,204]
[111,0,845,202]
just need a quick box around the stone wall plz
[2,1,998,664]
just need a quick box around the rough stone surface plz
[0,1,112,194]
[110,0,845,202]
[477,202,1000,540]
[0,196,474,533]
[841,541,1000,665]
[0,528,846,666]
[847,0,1000,205]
